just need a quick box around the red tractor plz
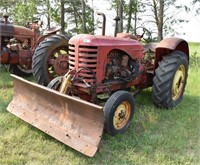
[7,13,189,157]
[0,14,69,83]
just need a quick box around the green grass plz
[0,42,200,164]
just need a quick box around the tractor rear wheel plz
[32,34,69,86]
[104,91,135,136]
[152,51,188,109]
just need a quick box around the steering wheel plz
[135,27,153,43]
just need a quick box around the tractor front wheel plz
[47,76,63,90]
[152,51,188,109]
[104,91,135,136]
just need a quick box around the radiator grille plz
[68,44,98,83]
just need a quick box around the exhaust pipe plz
[3,14,9,24]
[114,16,120,37]
[97,12,106,36]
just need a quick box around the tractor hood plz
[0,23,34,38]
[69,34,142,47]
[69,34,144,60]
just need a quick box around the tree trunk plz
[158,0,164,41]
[119,0,123,32]
[134,11,137,35]
[46,0,51,28]
[71,1,79,32]
[91,0,95,34]
[126,0,133,33]
[60,0,65,34]
[81,0,87,33]
[152,0,164,41]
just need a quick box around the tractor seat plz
[44,26,61,35]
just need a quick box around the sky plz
[89,0,200,42]
[174,0,200,42]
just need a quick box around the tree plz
[126,0,136,33]
[81,0,87,33]
[39,0,59,29]
[0,0,17,16]
[119,0,124,32]
[124,0,145,34]
[62,0,94,34]
[61,0,65,33]
[12,0,38,25]
[108,0,124,32]
[144,0,188,41]
[152,0,164,41]
[109,0,146,35]
[46,0,51,28]
[37,0,67,33]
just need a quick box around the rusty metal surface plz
[116,33,138,40]
[44,26,61,35]
[7,74,104,157]
[155,37,189,69]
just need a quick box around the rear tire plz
[32,34,69,86]
[152,51,188,109]
[104,91,135,136]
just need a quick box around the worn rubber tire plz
[7,64,32,77]
[32,34,69,86]
[47,76,63,90]
[152,51,188,109]
[104,90,135,136]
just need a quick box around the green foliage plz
[0,0,16,16]
[1,0,197,39]
[12,0,38,25]
[63,0,95,34]
[109,0,147,34]
[190,52,200,68]
[189,42,200,68]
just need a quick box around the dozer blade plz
[7,74,104,157]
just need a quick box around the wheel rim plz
[113,101,131,130]
[171,64,185,101]
[48,47,68,79]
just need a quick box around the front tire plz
[47,76,63,90]
[152,51,188,109]
[104,91,135,136]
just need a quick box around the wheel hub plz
[48,50,69,78]
[172,64,185,101]
[113,101,131,130]
[54,55,69,72]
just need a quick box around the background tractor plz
[7,13,189,157]
[0,14,69,83]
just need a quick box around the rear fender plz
[154,37,189,69]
